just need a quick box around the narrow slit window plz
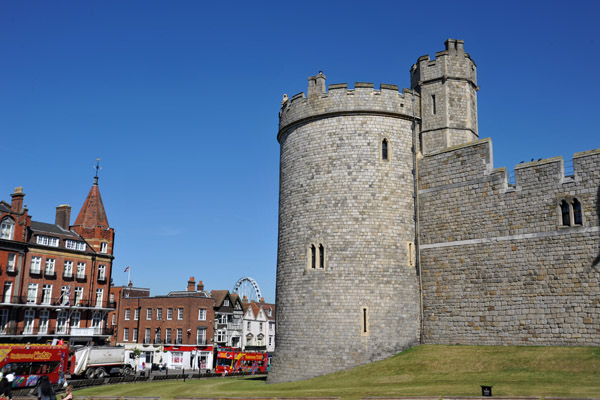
[311,244,316,269]
[381,139,388,160]
[431,94,436,115]
[319,244,325,269]
[361,307,369,336]
[560,200,570,226]
[573,198,582,225]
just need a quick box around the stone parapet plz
[278,81,418,141]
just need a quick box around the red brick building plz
[115,277,215,371]
[0,177,115,345]
[107,283,150,344]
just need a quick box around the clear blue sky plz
[1,1,598,302]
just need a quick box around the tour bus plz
[215,348,269,374]
[0,344,69,387]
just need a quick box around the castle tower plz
[269,75,421,383]
[411,39,478,154]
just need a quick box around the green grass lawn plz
[74,345,600,400]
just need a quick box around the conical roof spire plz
[73,160,109,229]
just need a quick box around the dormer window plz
[37,235,59,247]
[559,197,584,227]
[66,240,86,251]
[224,299,230,306]
[0,218,14,240]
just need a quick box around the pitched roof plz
[210,290,229,306]
[73,179,109,229]
[30,221,79,238]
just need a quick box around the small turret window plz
[431,94,437,115]
[381,139,389,160]
[573,198,582,225]
[307,242,326,270]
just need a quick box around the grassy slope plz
[74,345,600,400]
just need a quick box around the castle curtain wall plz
[418,139,600,345]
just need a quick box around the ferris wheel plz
[233,277,262,302]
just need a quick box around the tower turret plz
[411,39,478,154]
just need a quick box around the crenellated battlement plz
[278,73,419,141]
[420,138,600,193]
[410,38,477,90]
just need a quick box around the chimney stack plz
[197,281,204,291]
[55,204,71,230]
[10,187,25,213]
[187,277,195,291]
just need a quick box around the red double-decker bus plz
[215,348,269,374]
[0,344,69,388]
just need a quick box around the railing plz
[0,296,116,309]
[0,325,114,336]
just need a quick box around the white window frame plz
[30,256,42,274]
[157,308,162,320]
[3,281,13,303]
[155,327,161,343]
[63,261,73,277]
[92,311,102,334]
[124,328,129,341]
[76,262,86,279]
[74,287,83,305]
[177,308,183,320]
[125,309,131,320]
[24,310,35,334]
[198,308,206,321]
[41,284,52,305]
[36,235,59,247]
[100,242,108,253]
[66,240,86,251]
[6,254,16,272]
[167,308,173,320]
[38,310,49,334]
[27,283,38,304]
[133,327,138,341]
[146,308,152,320]
[45,258,55,275]
[111,314,116,326]
[165,328,172,343]
[196,327,206,345]
[0,218,14,240]
[134,308,139,320]
[95,289,103,307]
[71,311,80,328]
[145,328,151,344]
[56,310,68,334]
[176,328,182,344]
[98,265,106,280]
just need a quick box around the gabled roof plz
[0,202,11,213]
[73,179,109,229]
[210,290,229,306]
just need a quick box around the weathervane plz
[94,158,102,184]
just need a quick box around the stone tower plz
[410,38,478,154]
[269,72,422,383]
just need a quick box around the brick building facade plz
[0,177,115,345]
[115,277,215,371]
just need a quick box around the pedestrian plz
[4,373,13,385]
[37,376,56,400]
[62,385,73,400]
[0,377,12,400]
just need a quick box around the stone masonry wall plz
[418,139,600,345]
[270,81,421,383]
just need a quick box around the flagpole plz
[128,267,131,285]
